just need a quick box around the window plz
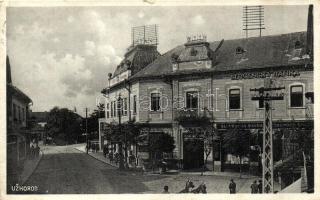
[113,101,117,117]
[13,104,17,120]
[236,47,245,54]
[151,93,160,111]
[290,85,303,107]
[186,91,198,110]
[117,99,123,116]
[229,89,241,110]
[22,108,25,121]
[18,106,21,121]
[295,41,301,49]
[110,102,113,117]
[123,98,127,116]
[106,103,110,118]
[133,95,137,115]
[190,47,198,56]
[258,98,264,109]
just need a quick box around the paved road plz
[24,145,159,194]
[23,145,258,194]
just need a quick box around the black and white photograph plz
[2,1,317,197]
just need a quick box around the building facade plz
[7,56,33,185]
[102,29,313,170]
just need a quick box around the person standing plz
[229,179,236,194]
[251,180,258,193]
[258,180,263,193]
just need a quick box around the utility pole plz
[250,78,285,193]
[85,107,88,154]
[117,94,125,170]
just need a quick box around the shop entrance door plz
[183,139,204,170]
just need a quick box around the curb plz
[21,149,44,185]
[73,147,118,168]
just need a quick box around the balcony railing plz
[174,108,213,126]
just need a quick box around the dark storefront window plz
[151,93,160,111]
[229,89,241,110]
[290,85,303,107]
[186,91,198,110]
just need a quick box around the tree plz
[108,120,142,169]
[46,107,82,145]
[148,133,175,171]
[223,129,250,178]
[87,103,105,139]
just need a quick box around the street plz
[22,145,258,194]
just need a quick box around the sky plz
[6,5,309,116]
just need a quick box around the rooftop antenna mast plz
[131,24,159,47]
[243,5,265,38]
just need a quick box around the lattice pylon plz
[262,81,274,193]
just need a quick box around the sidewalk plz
[75,145,258,178]
[74,145,118,168]
[74,145,282,193]
[20,149,43,185]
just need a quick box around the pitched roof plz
[112,44,160,77]
[7,84,32,103]
[6,56,32,103]
[131,31,311,80]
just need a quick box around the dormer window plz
[295,41,302,49]
[190,47,198,56]
[171,53,180,63]
[236,47,245,54]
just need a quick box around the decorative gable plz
[171,35,214,71]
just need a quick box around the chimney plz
[6,56,12,84]
[307,4,313,59]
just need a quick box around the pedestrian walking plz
[30,139,36,159]
[251,180,258,193]
[229,179,236,194]
[35,143,40,158]
[258,180,263,193]
[108,152,114,163]
[129,152,136,168]
[162,185,169,193]
[103,145,108,158]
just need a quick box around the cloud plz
[84,40,96,56]
[138,11,145,18]
[191,15,205,25]
[84,10,107,40]
[7,6,308,117]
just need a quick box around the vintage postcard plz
[1,0,319,199]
